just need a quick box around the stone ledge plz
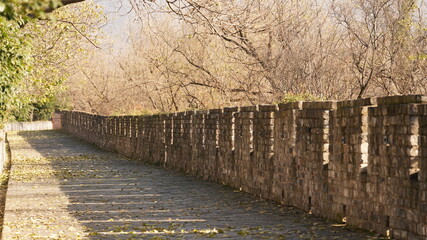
[208,109,222,114]
[240,106,258,112]
[224,107,239,113]
[302,101,337,110]
[195,110,208,115]
[258,104,278,112]
[376,95,427,105]
[337,98,377,109]
[278,101,303,111]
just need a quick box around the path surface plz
[3,130,383,239]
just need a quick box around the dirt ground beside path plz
[2,130,386,239]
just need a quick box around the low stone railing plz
[4,121,53,132]
[60,95,427,240]
[0,131,6,174]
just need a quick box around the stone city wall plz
[59,95,427,239]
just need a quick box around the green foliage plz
[0,1,104,122]
[0,17,33,123]
[12,96,60,121]
[0,0,62,23]
[17,2,104,121]
[280,93,321,104]
[0,1,64,124]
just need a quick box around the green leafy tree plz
[14,1,104,121]
[0,0,88,123]
[0,13,32,123]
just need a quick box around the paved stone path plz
[3,131,384,239]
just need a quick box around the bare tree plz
[333,0,427,98]
[64,0,426,114]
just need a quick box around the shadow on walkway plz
[3,130,385,239]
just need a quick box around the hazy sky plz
[93,0,135,54]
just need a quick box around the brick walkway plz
[3,131,383,239]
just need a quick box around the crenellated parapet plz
[59,95,427,240]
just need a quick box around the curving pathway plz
[3,130,385,239]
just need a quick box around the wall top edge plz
[240,105,258,112]
[258,104,278,112]
[376,95,427,105]
[337,98,377,109]
[278,101,302,110]
[195,110,209,115]
[302,101,337,110]
[224,107,239,112]
[208,109,222,114]
[62,95,427,117]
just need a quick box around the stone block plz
[240,105,258,112]
[259,104,278,112]
[337,97,377,109]
[302,101,337,110]
[376,95,427,105]
[278,101,303,110]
